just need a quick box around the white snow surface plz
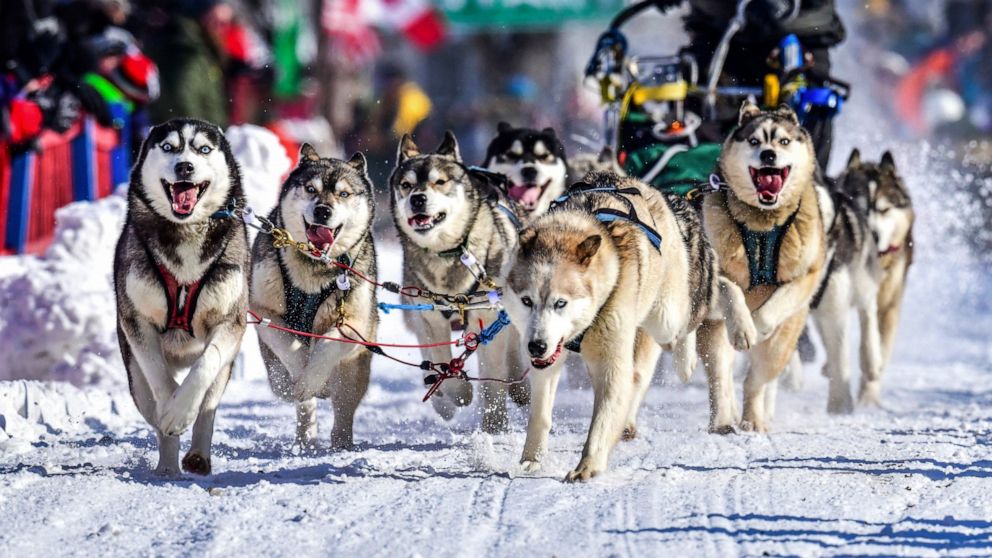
[3,44,992,558]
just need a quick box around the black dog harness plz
[734,202,801,289]
[277,248,352,340]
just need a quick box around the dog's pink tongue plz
[756,173,783,194]
[171,183,199,215]
[509,184,542,208]
[306,226,335,250]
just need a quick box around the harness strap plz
[277,249,352,340]
[552,182,663,252]
[736,203,800,289]
[593,208,663,250]
[157,264,206,334]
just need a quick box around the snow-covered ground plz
[3,51,992,558]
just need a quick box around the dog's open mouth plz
[305,221,342,252]
[509,180,551,211]
[408,212,446,232]
[531,340,564,369]
[748,166,791,205]
[880,244,901,256]
[162,179,209,216]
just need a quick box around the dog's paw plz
[430,394,458,421]
[751,314,776,345]
[728,316,758,351]
[827,391,855,415]
[520,460,542,474]
[181,451,211,476]
[158,396,199,437]
[449,380,473,407]
[739,419,768,433]
[858,380,882,407]
[621,424,637,441]
[509,381,531,407]
[564,460,601,483]
[153,461,182,477]
[482,412,509,435]
[708,424,738,435]
[330,431,354,451]
[294,437,320,456]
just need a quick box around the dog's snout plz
[528,339,547,358]
[410,193,428,213]
[521,166,538,182]
[175,161,194,180]
[760,150,777,166]
[313,204,332,224]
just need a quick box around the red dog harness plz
[156,263,205,333]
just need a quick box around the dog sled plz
[584,0,849,197]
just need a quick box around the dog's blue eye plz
[199,146,212,154]
[306,186,317,194]
[521,296,533,308]
[339,191,350,198]
[779,138,790,146]
[161,143,173,152]
[554,299,567,309]
[748,138,760,146]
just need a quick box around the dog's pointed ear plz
[397,134,420,163]
[347,152,368,176]
[738,102,762,126]
[300,143,321,163]
[575,234,602,267]
[774,104,800,125]
[518,228,538,256]
[436,130,461,161]
[847,148,862,169]
[542,127,557,138]
[880,150,896,172]
[598,146,615,164]
[497,122,513,134]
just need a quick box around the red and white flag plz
[322,0,382,67]
[322,0,446,62]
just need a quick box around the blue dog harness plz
[735,204,800,289]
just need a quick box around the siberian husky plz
[114,118,249,475]
[701,103,827,433]
[483,123,568,220]
[250,145,378,451]
[833,148,914,405]
[504,170,755,481]
[390,131,528,432]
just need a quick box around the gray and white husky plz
[830,148,914,406]
[250,144,378,451]
[114,118,249,476]
[390,131,528,432]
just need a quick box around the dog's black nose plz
[528,339,547,358]
[760,150,777,166]
[174,161,194,180]
[313,204,332,224]
[410,193,428,212]
[521,166,538,182]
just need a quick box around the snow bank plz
[0,380,136,447]
[0,125,290,387]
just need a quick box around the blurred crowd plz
[857,0,992,139]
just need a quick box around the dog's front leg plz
[256,323,309,389]
[159,323,244,437]
[751,269,820,342]
[566,320,635,482]
[477,309,512,433]
[520,360,564,473]
[857,292,884,407]
[405,309,467,420]
[714,276,757,350]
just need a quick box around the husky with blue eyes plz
[250,144,378,452]
[115,118,249,476]
[504,170,755,482]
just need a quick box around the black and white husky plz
[114,118,249,476]
[250,145,378,451]
[483,123,568,220]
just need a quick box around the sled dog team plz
[114,104,914,480]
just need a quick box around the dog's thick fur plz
[834,148,914,405]
[701,104,827,433]
[504,171,755,481]
[250,145,377,450]
[484,123,568,220]
[390,131,527,432]
[115,118,248,475]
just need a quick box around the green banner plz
[437,0,624,27]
